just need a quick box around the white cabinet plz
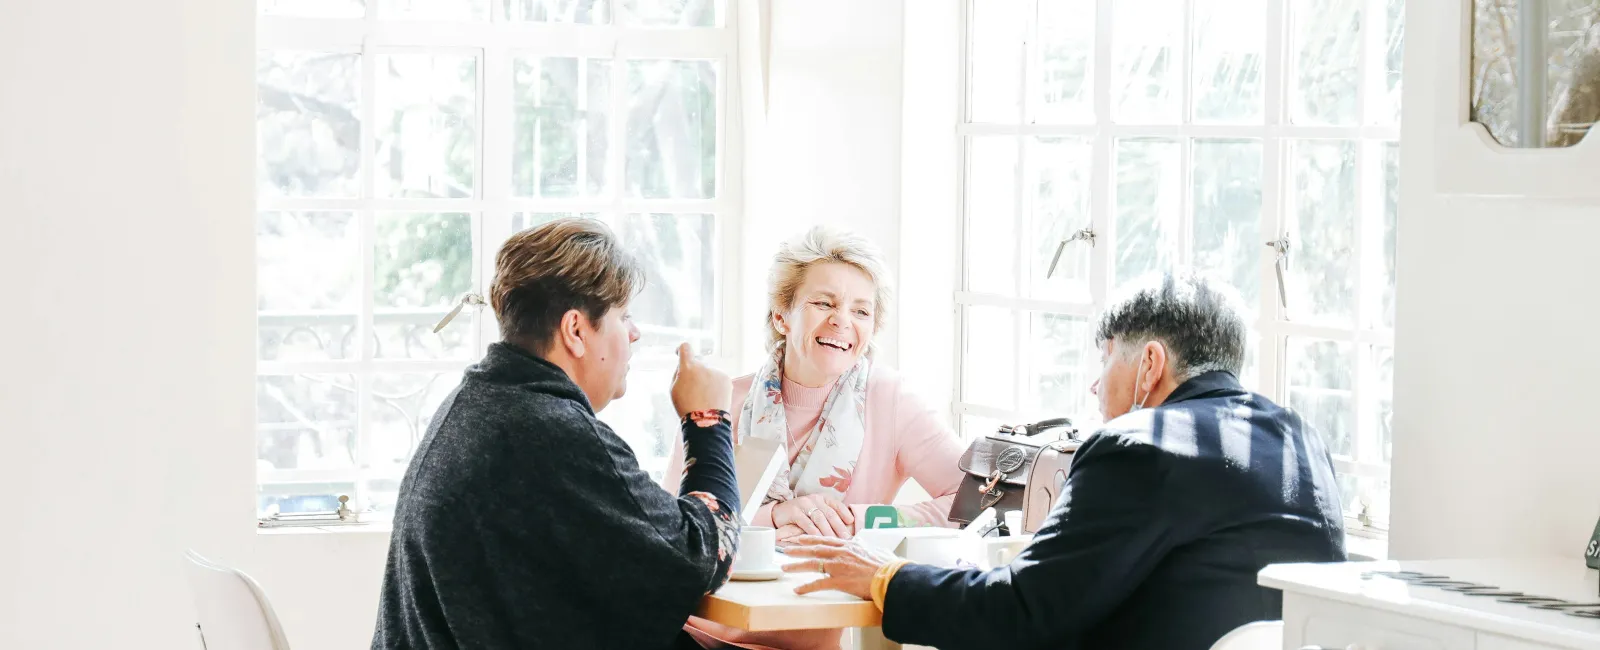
[1283,593,1476,649]
[1261,559,1600,650]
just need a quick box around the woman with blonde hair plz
[666,225,966,650]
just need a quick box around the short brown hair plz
[491,218,643,353]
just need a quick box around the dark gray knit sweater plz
[371,342,740,649]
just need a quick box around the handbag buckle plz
[978,470,1006,509]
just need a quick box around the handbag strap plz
[1002,417,1077,439]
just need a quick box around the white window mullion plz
[607,38,628,221]
[1088,0,1114,312]
[714,44,739,362]
[480,45,512,355]
[1257,0,1287,401]
[350,14,380,502]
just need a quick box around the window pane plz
[374,316,475,360]
[261,0,365,18]
[1192,0,1265,123]
[1378,0,1404,126]
[1286,140,1358,326]
[1027,137,1092,301]
[260,319,359,362]
[257,374,359,471]
[614,213,717,351]
[625,60,717,199]
[1192,139,1262,315]
[1286,337,1354,458]
[257,51,361,198]
[511,212,603,233]
[1114,138,1182,290]
[966,137,1020,296]
[1030,0,1094,123]
[1240,333,1261,393]
[367,372,462,475]
[361,478,403,514]
[1025,313,1092,419]
[963,305,1017,410]
[514,57,611,198]
[258,212,360,361]
[1338,473,1391,526]
[1291,0,1362,125]
[620,0,715,27]
[969,0,1027,122]
[379,0,489,20]
[374,212,474,313]
[1370,345,1394,464]
[960,414,1007,441]
[377,53,479,199]
[504,0,609,23]
[1112,0,1183,123]
[1379,142,1399,329]
[1470,0,1600,147]
[599,369,679,480]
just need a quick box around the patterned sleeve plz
[685,491,739,592]
[679,410,741,592]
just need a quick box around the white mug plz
[733,526,776,572]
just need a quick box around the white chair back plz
[183,549,291,650]
[1209,620,1284,650]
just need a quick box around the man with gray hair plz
[781,269,1346,650]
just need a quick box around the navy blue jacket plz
[884,371,1346,650]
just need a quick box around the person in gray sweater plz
[372,218,741,650]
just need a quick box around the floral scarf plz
[736,350,872,505]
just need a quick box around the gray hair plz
[1094,269,1248,380]
[766,226,894,355]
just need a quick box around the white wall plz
[1387,1,1600,560]
[739,0,908,368]
[0,0,258,647]
[0,1,916,648]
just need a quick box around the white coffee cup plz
[733,526,776,572]
[1003,510,1023,536]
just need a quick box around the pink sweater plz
[663,365,966,533]
[664,365,966,650]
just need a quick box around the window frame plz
[255,1,744,520]
[951,0,1398,535]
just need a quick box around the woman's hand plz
[774,524,807,542]
[781,536,900,599]
[670,343,731,417]
[771,495,855,538]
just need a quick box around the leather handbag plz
[948,418,1084,535]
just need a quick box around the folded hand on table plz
[771,494,854,538]
[780,535,899,600]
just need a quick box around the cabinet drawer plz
[1283,593,1478,650]
[1477,633,1569,650]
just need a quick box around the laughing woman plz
[664,225,966,650]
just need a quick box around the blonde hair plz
[766,226,894,355]
[491,218,643,353]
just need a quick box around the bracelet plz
[870,559,910,611]
[682,409,731,428]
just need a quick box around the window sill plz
[256,520,393,536]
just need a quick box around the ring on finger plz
[807,507,823,519]
[817,560,827,575]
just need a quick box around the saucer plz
[729,566,784,581]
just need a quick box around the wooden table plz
[696,567,901,650]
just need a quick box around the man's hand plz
[772,495,855,538]
[670,343,731,418]
[781,536,900,599]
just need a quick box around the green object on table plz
[863,505,900,530]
